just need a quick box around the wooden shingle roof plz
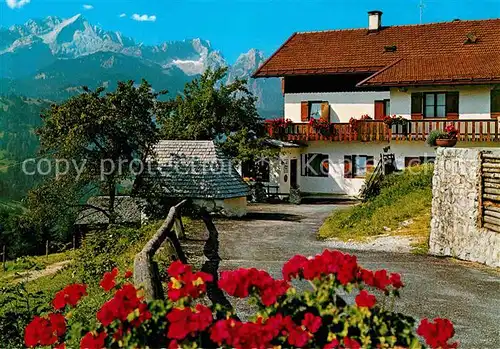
[151,140,249,200]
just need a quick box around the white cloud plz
[131,13,156,22]
[6,0,31,9]
[83,4,93,10]
[119,13,126,18]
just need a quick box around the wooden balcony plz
[267,119,500,143]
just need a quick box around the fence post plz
[46,240,49,260]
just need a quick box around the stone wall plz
[430,147,500,267]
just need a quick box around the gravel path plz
[11,260,71,283]
[210,203,500,349]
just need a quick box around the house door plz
[290,159,298,189]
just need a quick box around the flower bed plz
[24,250,458,349]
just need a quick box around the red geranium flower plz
[49,313,66,337]
[100,267,119,292]
[282,254,308,281]
[390,272,404,289]
[323,339,339,348]
[124,270,133,279]
[373,269,391,291]
[52,284,87,310]
[301,313,322,333]
[24,316,57,347]
[355,290,377,309]
[417,318,458,349]
[80,331,107,349]
[343,337,361,349]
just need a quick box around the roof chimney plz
[368,10,383,31]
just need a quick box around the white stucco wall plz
[390,85,493,120]
[270,142,436,196]
[284,92,390,123]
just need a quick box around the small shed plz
[74,196,144,236]
[151,140,249,217]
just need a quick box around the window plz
[242,159,270,182]
[424,92,446,118]
[344,155,374,178]
[492,89,500,114]
[301,153,329,177]
[308,102,322,119]
[404,156,436,167]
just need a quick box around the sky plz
[1,0,499,63]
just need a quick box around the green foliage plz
[158,67,274,163]
[0,283,52,348]
[426,129,447,146]
[0,96,49,200]
[319,164,434,241]
[74,222,161,284]
[28,80,165,227]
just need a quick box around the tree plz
[28,80,164,226]
[158,67,273,163]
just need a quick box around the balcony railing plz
[267,119,500,142]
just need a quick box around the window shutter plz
[446,92,459,120]
[301,102,309,122]
[411,93,423,120]
[320,102,330,122]
[366,156,375,173]
[374,100,385,120]
[344,155,353,178]
[491,89,500,119]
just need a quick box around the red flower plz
[282,254,308,281]
[97,283,146,327]
[287,323,310,347]
[168,340,179,349]
[166,262,213,302]
[323,339,339,348]
[52,284,87,310]
[343,337,361,349]
[168,260,191,277]
[166,305,214,340]
[373,269,391,291]
[390,272,404,289]
[301,313,322,333]
[49,313,66,337]
[100,267,119,292]
[54,343,66,349]
[24,316,57,347]
[417,318,458,349]
[359,268,375,286]
[355,290,377,309]
[124,270,133,279]
[219,268,289,306]
[80,331,107,349]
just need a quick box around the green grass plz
[318,164,434,242]
[0,251,74,281]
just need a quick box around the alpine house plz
[253,11,500,197]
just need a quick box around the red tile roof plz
[253,18,500,86]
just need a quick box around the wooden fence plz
[481,153,500,233]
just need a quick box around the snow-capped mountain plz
[0,14,282,117]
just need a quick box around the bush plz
[74,223,161,284]
[426,130,447,146]
[23,249,458,349]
